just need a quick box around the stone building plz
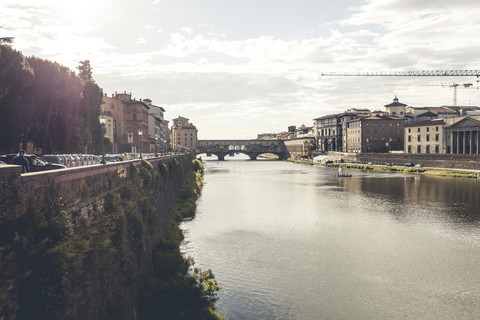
[404,119,445,154]
[444,116,480,154]
[144,99,168,154]
[346,115,404,153]
[384,96,407,118]
[102,93,170,154]
[170,116,198,151]
[314,109,370,153]
[102,92,150,154]
[314,114,342,152]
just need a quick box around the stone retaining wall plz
[0,156,177,223]
[328,152,480,170]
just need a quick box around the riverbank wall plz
[328,152,480,170]
[0,155,198,319]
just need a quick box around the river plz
[180,156,480,320]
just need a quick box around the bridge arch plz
[197,139,287,160]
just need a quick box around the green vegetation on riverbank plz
[141,158,224,320]
[0,156,223,319]
[287,158,479,179]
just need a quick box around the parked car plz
[41,154,66,166]
[0,154,66,172]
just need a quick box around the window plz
[408,128,411,133]
[408,136,411,142]
[418,128,421,132]
[408,146,412,153]
[133,113,137,120]
[417,145,422,153]
[436,126,439,131]
[426,145,430,153]
[435,145,439,153]
[426,134,430,141]
[435,134,439,141]
[417,135,421,142]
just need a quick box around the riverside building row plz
[101,92,198,154]
[312,96,480,155]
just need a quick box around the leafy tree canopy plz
[77,60,93,82]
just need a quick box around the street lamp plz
[99,115,106,164]
[138,129,143,159]
[155,137,158,157]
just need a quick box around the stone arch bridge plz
[196,140,288,160]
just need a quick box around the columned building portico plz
[444,117,480,154]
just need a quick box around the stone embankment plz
[328,152,480,171]
[0,155,200,320]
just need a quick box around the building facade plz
[444,116,480,154]
[102,92,150,154]
[346,115,404,153]
[170,116,198,151]
[145,99,168,154]
[404,119,445,154]
[384,96,407,118]
[314,114,343,152]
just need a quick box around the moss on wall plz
[0,156,222,320]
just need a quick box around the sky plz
[2,0,480,139]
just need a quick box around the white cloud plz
[3,0,480,138]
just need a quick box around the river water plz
[180,156,480,320]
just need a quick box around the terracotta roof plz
[405,119,445,127]
[417,111,438,117]
[425,107,457,114]
[384,96,407,107]
[313,113,340,120]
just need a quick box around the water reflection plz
[182,160,480,320]
[340,174,480,226]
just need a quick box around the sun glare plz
[59,0,100,27]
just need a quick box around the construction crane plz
[321,70,480,77]
[322,70,480,106]
[385,82,474,106]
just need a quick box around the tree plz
[80,80,104,154]
[0,37,14,44]
[25,57,83,153]
[77,60,93,82]
[0,45,35,153]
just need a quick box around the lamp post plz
[155,137,158,157]
[99,115,106,164]
[138,129,143,159]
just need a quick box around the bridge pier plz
[217,153,225,161]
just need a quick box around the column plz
[477,130,480,154]
[470,130,473,154]
[455,131,459,154]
